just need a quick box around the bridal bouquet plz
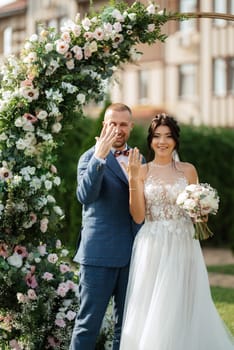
[176,183,219,240]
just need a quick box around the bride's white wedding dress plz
[120,162,234,350]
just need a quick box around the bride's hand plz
[127,147,142,179]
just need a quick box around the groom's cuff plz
[94,155,106,164]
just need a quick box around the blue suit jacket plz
[73,146,142,267]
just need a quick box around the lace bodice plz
[144,162,188,221]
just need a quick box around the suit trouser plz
[70,264,130,350]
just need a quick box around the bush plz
[179,125,234,250]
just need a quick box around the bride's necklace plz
[152,160,173,168]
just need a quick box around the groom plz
[70,103,143,350]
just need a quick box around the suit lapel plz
[106,152,129,185]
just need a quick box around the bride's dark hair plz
[147,113,180,152]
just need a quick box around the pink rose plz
[37,244,47,256]
[55,318,66,328]
[47,253,58,264]
[9,339,22,350]
[57,282,69,297]
[66,310,76,321]
[14,245,28,258]
[25,272,38,289]
[42,272,54,281]
[60,264,70,274]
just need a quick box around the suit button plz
[96,164,102,171]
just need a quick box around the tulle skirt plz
[120,218,234,350]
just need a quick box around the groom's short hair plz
[105,103,132,116]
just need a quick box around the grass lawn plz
[211,286,234,335]
[211,284,234,336]
[207,264,234,335]
[207,264,234,275]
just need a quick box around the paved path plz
[202,247,234,289]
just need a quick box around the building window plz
[230,0,234,13]
[213,0,234,27]
[213,58,227,96]
[213,58,234,96]
[138,70,149,104]
[179,0,197,32]
[3,27,12,55]
[179,64,197,98]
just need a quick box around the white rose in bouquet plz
[176,183,219,240]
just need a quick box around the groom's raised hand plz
[94,122,118,159]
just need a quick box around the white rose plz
[40,217,49,233]
[72,24,81,37]
[52,122,62,133]
[0,132,8,141]
[14,117,24,127]
[7,253,23,268]
[113,22,122,32]
[89,41,98,53]
[128,13,136,21]
[63,299,72,307]
[45,43,54,52]
[176,191,189,205]
[186,184,198,192]
[76,93,86,104]
[82,17,91,30]
[148,23,155,32]
[47,195,56,203]
[54,176,61,186]
[66,59,75,70]
[183,198,197,212]
[37,110,48,120]
[53,206,63,216]
[25,132,36,144]
[17,292,26,303]
[147,4,155,14]
[200,196,219,212]
[112,9,124,21]
[16,138,27,150]
[24,41,33,50]
[60,249,69,257]
[30,34,38,42]
[44,180,53,190]
[22,121,35,132]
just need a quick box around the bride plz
[119,114,234,350]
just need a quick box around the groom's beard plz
[113,135,128,149]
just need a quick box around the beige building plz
[111,0,234,126]
[0,0,233,126]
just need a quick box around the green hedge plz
[179,125,234,249]
[55,116,234,253]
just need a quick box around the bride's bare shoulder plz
[176,161,195,170]
[176,161,198,183]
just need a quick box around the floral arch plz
[1,1,231,348]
